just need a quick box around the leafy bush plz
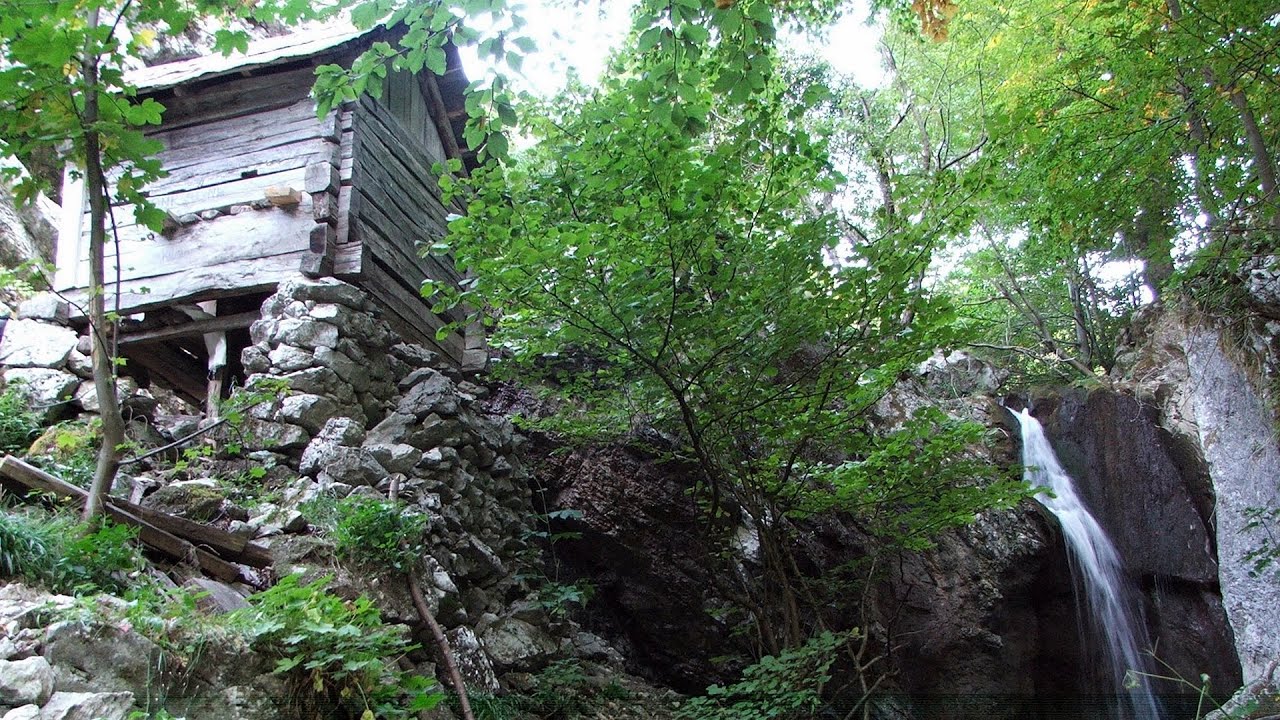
[333,496,428,573]
[235,573,440,720]
[0,382,42,454]
[675,632,846,720]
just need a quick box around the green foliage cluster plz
[235,573,440,720]
[332,495,428,573]
[0,382,42,455]
[675,631,846,720]
[1242,505,1280,582]
[799,408,1027,550]
[28,420,102,489]
[0,509,142,594]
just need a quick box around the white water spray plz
[1013,408,1161,720]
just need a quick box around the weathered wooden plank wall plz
[60,73,334,313]
[349,90,466,363]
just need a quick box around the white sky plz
[458,0,886,97]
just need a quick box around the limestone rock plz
[0,656,53,706]
[918,349,1008,396]
[42,622,161,696]
[38,691,134,720]
[2,705,40,720]
[239,419,310,452]
[1,368,77,422]
[277,393,338,434]
[397,370,459,418]
[277,277,372,310]
[445,627,499,693]
[73,375,141,414]
[0,320,77,368]
[480,616,559,671]
[267,345,315,373]
[141,482,228,521]
[363,442,419,475]
[15,295,67,324]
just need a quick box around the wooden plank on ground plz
[0,457,242,581]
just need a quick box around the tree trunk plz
[81,8,126,522]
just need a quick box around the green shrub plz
[0,382,42,454]
[235,573,441,720]
[332,496,428,573]
[675,632,846,720]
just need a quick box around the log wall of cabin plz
[56,65,338,316]
[347,72,469,365]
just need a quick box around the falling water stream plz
[1013,408,1162,720]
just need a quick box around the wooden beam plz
[0,457,242,582]
[119,311,258,346]
[54,165,87,291]
[124,342,208,405]
[420,72,470,178]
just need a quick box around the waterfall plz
[1013,408,1162,720]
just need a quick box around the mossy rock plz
[143,482,230,521]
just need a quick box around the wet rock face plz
[1034,388,1241,698]
[1036,389,1217,583]
[534,442,739,693]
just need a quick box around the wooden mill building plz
[53,25,484,406]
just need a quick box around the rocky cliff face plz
[1115,302,1280,692]
[1030,388,1241,700]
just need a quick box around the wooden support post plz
[301,223,336,278]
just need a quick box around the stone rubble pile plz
[0,276,630,704]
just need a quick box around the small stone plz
[64,349,92,379]
[199,209,221,221]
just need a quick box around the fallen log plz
[0,456,269,580]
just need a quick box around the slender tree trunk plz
[82,8,126,522]
[1224,84,1280,228]
[388,482,475,720]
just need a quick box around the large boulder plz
[37,691,134,720]
[0,656,53,706]
[0,320,77,369]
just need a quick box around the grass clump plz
[0,508,143,594]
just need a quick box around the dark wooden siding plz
[348,91,468,363]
